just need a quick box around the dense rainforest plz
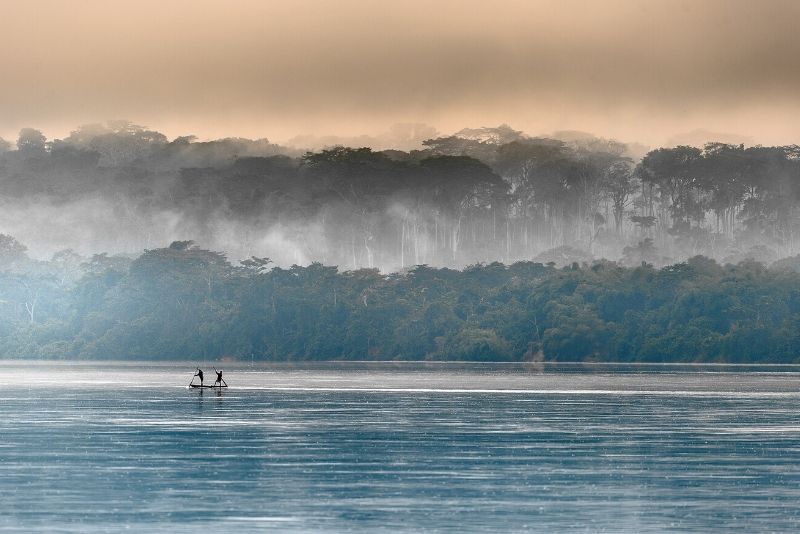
[2,122,800,271]
[2,122,800,361]
[1,238,799,362]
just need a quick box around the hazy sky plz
[2,0,799,146]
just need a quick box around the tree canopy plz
[4,122,800,271]
[0,239,798,363]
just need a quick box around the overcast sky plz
[1,0,799,146]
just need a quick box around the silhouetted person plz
[214,369,226,387]
[194,368,204,386]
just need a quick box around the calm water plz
[2,362,800,533]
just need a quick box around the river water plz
[2,362,800,532]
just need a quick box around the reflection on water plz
[1,363,799,532]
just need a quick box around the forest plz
[1,237,799,361]
[2,122,800,271]
[2,122,800,361]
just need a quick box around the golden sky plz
[1,0,799,146]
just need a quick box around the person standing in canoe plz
[213,368,227,387]
[193,368,204,386]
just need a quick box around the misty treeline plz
[2,122,800,269]
[1,238,799,361]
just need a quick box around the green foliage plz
[0,245,798,362]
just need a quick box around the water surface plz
[2,362,799,532]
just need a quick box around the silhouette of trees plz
[2,123,800,271]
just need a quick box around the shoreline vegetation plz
[1,241,799,362]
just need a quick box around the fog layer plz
[1,122,799,271]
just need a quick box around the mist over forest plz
[2,121,800,361]
[2,121,800,272]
